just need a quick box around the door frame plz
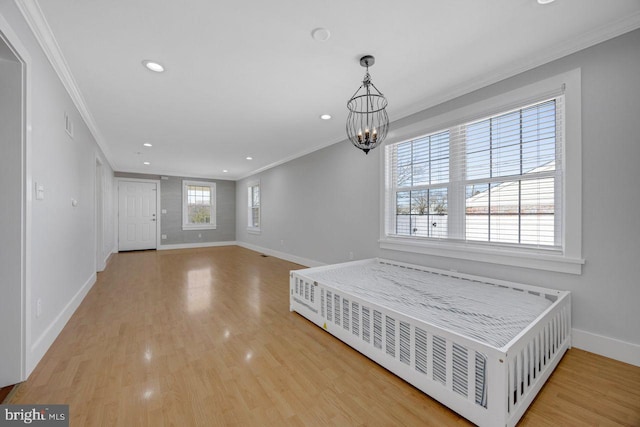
[95,156,104,271]
[0,15,31,380]
[115,177,161,251]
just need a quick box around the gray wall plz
[237,30,640,355]
[1,1,115,375]
[115,172,236,245]
[237,141,381,264]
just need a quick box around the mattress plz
[301,261,553,349]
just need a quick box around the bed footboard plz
[502,296,571,426]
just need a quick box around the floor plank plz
[8,247,640,426]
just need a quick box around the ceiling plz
[21,0,640,179]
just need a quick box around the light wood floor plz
[9,246,640,426]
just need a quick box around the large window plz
[247,181,260,232]
[182,180,216,230]
[382,70,584,274]
[387,98,562,249]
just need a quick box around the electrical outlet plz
[37,298,42,318]
[349,251,354,260]
[161,234,167,240]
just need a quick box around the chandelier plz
[346,55,389,154]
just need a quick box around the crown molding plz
[14,0,116,169]
[238,11,640,182]
[12,1,639,181]
[235,136,347,181]
[391,10,640,122]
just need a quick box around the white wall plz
[0,2,115,376]
[237,29,640,365]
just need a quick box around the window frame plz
[247,180,261,234]
[379,69,584,274]
[182,180,216,230]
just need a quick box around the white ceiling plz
[22,0,640,179]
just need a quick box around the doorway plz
[0,32,25,387]
[95,158,104,270]
[118,180,159,251]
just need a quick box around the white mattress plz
[301,261,552,349]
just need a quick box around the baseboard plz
[103,249,116,267]
[236,241,324,267]
[96,248,116,272]
[27,272,97,375]
[158,241,237,250]
[572,328,640,367]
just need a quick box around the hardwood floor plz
[0,385,14,403]
[8,246,640,426]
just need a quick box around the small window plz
[247,182,260,232]
[182,180,216,230]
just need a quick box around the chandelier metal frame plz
[346,55,389,154]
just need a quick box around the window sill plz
[182,225,217,231]
[379,237,584,275]
[247,228,261,235]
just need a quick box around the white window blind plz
[386,96,563,251]
[392,131,450,238]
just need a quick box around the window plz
[182,180,216,230]
[393,130,450,239]
[381,69,584,274]
[389,99,560,247]
[247,182,260,232]
[464,100,558,246]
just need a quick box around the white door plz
[118,181,157,251]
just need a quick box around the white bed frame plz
[289,258,571,427]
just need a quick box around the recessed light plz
[143,143,153,147]
[246,156,253,160]
[142,60,164,73]
[311,27,331,42]
[320,114,332,120]
[143,161,150,165]
[223,169,228,173]
[537,0,555,4]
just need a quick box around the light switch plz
[161,209,167,214]
[35,183,45,200]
